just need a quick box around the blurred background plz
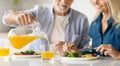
[0,0,95,32]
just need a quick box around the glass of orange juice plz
[0,39,10,60]
[40,44,55,61]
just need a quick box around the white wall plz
[0,0,95,32]
[72,0,96,22]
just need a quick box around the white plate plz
[61,55,100,61]
[12,55,41,58]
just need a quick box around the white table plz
[0,33,120,66]
[0,56,120,66]
[0,33,8,38]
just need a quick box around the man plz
[2,0,89,53]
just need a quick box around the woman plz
[62,0,120,60]
[88,0,120,59]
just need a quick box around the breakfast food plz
[63,52,97,58]
[13,50,41,55]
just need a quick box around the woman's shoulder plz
[116,26,120,32]
[89,21,97,28]
[114,26,120,37]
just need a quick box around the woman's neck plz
[102,9,111,23]
[101,11,110,34]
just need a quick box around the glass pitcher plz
[8,22,49,49]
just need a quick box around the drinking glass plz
[40,44,55,61]
[0,39,10,60]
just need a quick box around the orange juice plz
[41,52,54,59]
[9,35,45,49]
[0,48,9,56]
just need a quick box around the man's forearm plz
[5,11,20,25]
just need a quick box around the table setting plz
[0,23,120,66]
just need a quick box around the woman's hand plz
[96,44,120,60]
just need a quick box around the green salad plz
[63,52,97,58]
[14,50,41,55]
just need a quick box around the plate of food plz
[12,50,41,58]
[61,52,100,61]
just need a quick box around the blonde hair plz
[107,0,120,26]
[93,0,120,26]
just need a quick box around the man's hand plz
[63,42,82,55]
[54,41,82,54]
[54,41,66,54]
[6,11,38,26]
[15,13,38,26]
